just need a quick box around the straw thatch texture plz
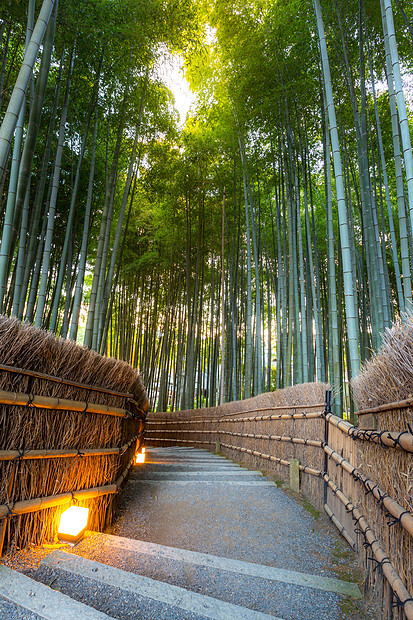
[0,316,148,555]
[350,316,413,617]
[352,314,413,408]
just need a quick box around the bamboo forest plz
[0,0,412,418]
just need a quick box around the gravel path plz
[1,446,376,619]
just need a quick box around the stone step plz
[43,533,361,619]
[39,550,279,620]
[78,533,361,599]
[146,458,237,464]
[131,470,263,478]
[143,462,242,469]
[0,565,110,619]
[129,479,276,486]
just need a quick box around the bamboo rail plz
[0,433,144,462]
[0,389,130,418]
[219,411,324,423]
[324,445,413,537]
[220,442,322,477]
[356,395,413,415]
[326,413,413,452]
[0,453,137,521]
[220,431,323,447]
[323,503,356,549]
[147,411,324,425]
[0,363,133,398]
[323,473,413,620]
[145,438,214,445]
[219,402,325,418]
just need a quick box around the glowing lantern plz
[136,452,145,463]
[141,446,146,454]
[58,505,89,543]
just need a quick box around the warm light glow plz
[58,506,89,542]
[141,446,146,453]
[136,452,145,463]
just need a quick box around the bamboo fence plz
[0,317,148,557]
[147,382,413,620]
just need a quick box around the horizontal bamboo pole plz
[0,432,144,462]
[219,411,324,423]
[220,431,323,447]
[323,474,413,619]
[356,395,413,415]
[326,413,413,452]
[147,411,324,425]
[217,402,325,418]
[129,398,149,418]
[324,445,413,537]
[146,419,218,425]
[0,389,129,418]
[0,363,133,398]
[144,428,214,441]
[0,485,117,519]
[324,503,356,549]
[146,438,214,446]
[0,452,138,520]
[220,442,322,477]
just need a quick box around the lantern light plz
[135,452,145,464]
[58,505,89,544]
[141,446,146,454]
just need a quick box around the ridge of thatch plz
[0,316,147,407]
[352,313,413,410]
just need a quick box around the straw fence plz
[0,317,148,556]
[147,382,413,619]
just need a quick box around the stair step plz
[0,564,110,619]
[78,533,361,599]
[130,479,276,486]
[40,550,279,620]
[144,463,242,469]
[131,470,263,478]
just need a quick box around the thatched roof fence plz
[0,316,148,556]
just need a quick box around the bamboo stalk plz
[0,363,133,398]
[0,389,129,418]
[323,473,413,619]
[324,445,413,537]
[326,412,413,452]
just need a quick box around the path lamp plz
[135,446,146,464]
[57,504,89,544]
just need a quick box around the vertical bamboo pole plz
[220,187,226,405]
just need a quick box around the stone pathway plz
[0,447,371,619]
